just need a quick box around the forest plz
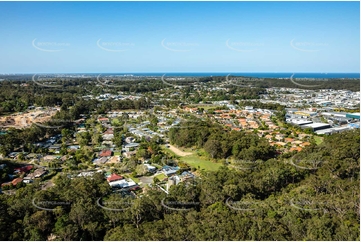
[0,130,359,240]
[168,119,277,161]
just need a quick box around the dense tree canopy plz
[0,130,358,240]
[168,119,276,161]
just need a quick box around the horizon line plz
[1,72,360,75]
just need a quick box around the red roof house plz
[14,165,33,173]
[107,173,124,183]
[290,147,303,152]
[99,150,112,157]
[103,128,114,135]
[98,117,109,123]
[11,178,23,186]
[2,177,24,187]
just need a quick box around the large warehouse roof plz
[302,123,331,129]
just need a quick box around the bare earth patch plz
[0,108,59,128]
[168,144,192,157]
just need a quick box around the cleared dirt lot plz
[168,144,192,157]
[0,108,59,129]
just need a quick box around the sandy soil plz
[168,144,192,157]
[0,108,59,128]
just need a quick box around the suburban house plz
[124,143,140,152]
[42,155,57,162]
[99,149,112,157]
[144,164,157,173]
[125,137,136,144]
[14,165,33,174]
[98,117,109,123]
[123,151,136,158]
[93,157,109,165]
[2,177,23,187]
[77,171,94,177]
[162,166,179,176]
[290,147,303,152]
[107,173,124,183]
[67,145,80,151]
[108,178,137,188]
[102,128,114,140]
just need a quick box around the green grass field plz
[314,136,324,145]
[163,145,223,171]
[180,154,223,171]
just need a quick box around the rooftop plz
[107,173,124,183]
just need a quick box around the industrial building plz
[346,113,360,120]
[294,111,317,117]
[321,112,347,118]
[301,123,331,132]
[315,126,352,135]
[286,119,312,126]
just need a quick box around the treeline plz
[168,119,276,161]
[207,76,360,91]
[0,78,163,115]
[256,78,360,92]
[0,130,358,240]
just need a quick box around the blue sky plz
[0,1,359,73]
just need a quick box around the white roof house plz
[108,179,136,188]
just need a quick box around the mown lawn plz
[180,154,222,171]
[314,136,324,145]
[154,173,167,181]
[163,146,223,171]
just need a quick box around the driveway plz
[138,176,154,186]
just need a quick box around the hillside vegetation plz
[0,130,359,240]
